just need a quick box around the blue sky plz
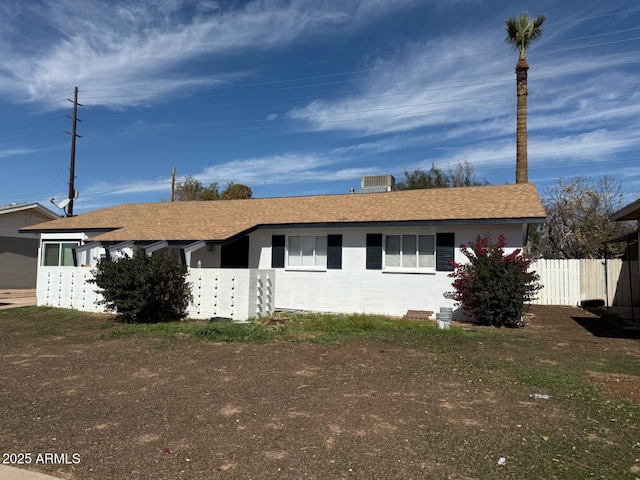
[1,0,639,213]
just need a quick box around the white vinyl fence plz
[531,258,632,306]
[37,266,275,321]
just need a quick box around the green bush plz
[90,250,192,324]
[449,234,542,327]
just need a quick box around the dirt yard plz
[1,305,639,479]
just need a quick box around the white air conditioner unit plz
[360,175,396,191]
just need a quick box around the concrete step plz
[403,310,434,321]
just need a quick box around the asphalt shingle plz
[22,183,546,242]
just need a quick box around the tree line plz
[173,176,252,201]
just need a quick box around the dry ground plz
[0,305,639,479]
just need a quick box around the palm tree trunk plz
[515,56,529,184]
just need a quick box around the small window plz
[287,235,327,268]
[383,234,435,270]
[42,241,79,266]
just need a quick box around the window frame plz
[382,233,436,273]
[41,240,80,267]
[286,234,328,271]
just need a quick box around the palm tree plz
[505,12,547,184]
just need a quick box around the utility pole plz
[171,167,176,202]
[65,86,82,216]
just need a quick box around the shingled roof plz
[22,183,546,243]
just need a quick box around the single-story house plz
[22,182,546,320]
[0,202,59,289]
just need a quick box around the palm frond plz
[504,12,547,57]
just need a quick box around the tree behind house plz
[221,182,253,200]
[396,161,488,190]
[174,176,252,201]
[174,175,221,201]
[531,175,635,259]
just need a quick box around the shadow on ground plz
[572,307,640,339]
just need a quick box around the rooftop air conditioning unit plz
[360,175,396,192]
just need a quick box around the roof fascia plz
[611,198,640,221]
[258,217,547,230]
[20,227,116,235]
[3,203,59,220]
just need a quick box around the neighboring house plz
[22,183,546,320]
[609,199,640,310]
[0,203,59,289]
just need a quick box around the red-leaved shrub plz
[449,234,542,327]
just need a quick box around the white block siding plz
[37,267,103,312]
[251,225,524,317]
[188,268,274,320]
[37,266,275,321]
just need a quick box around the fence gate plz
[532,259,624,306]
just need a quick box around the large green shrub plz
[449,234,542,327]
[90,250,192,323]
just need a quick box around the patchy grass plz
[1,305,639,479]
[0,306,486,346]
[0,306,116,341]
[105,311,493,346]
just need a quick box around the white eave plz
[0,202,59,220]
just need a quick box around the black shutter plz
[271,235,285,268]
[436,232,455,271]
[366,234,383,270]
[327,234,342,270]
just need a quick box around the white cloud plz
[199,153,368,184]
[79,150,384,203]
[0,148,35,158]
[0,0,422,108]
[286,31,512,136]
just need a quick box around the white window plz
[384,234,435,270]
[42,241,80,266]
[287,235,327,268]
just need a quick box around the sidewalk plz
[0,289,36,309]
[0,465,65,480]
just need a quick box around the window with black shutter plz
[366,234,383,270]
[436,232,455,271]
[271,235,285,268]
[327,234,342,269]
